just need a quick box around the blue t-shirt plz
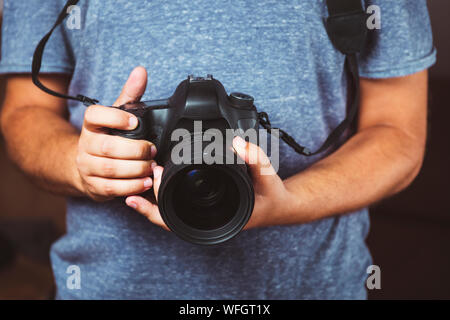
[0,0,435,299]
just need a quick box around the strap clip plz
[76,95,99,106]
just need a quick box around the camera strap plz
[32,0,367,156]
[31,0,98,106]
[259,0,367,156]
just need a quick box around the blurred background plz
[0,1,449,299]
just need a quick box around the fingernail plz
[144,177,153,188]
[233,136,247,149]
[127,201,137,209]
[150,145,157,158]
[153,167,162,179]
[129,116,138,129]
[151,161,157,169]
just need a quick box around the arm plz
[0,74,82,195]
[0,67,157,201]
[280,70,428,224]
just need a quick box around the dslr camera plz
[112,75,260,245]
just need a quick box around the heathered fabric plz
[0,0,435,299]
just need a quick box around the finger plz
[84,176,153,198]
[152,166,164,199]
[232,136,276,182]
[84,105,139,131]
[126,195,170,231]
[113,66,148,106]
[82,132,156,160]
[78,154,157,179]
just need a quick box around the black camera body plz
[114,75,259,161]
[112,75,259,245]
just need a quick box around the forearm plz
[282,125,424,224]
[1,106,83,196]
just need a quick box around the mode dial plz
[229,92,254,108]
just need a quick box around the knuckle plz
[83,180,96,196]
[102,181,116,197]
[83,177,95,190]
[101,137,115,156]
[76,154,89,174]
[101,160,116,177]
[86,185,96,196]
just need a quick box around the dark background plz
[366,0,450,299]
[0,1,449,299]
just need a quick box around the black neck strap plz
[32,0,99,106]
[259,0,367,156]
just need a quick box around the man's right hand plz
[75,66,157,201]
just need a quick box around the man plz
[0,0,435,299]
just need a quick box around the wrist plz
[71,164,85,196]
[68,136,87,196]
[282,179,315,224]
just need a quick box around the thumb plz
[232,136,276,183]
[152,165,164,200]
[113,66,148,106]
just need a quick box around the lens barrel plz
[157,138,254,245]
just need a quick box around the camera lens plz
[184,169,226,207]
[158,162,254,245]
[172,166,239,231]
[157,132,255,245]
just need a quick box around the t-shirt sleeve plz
[358,0,436,79]
[0,0,74,74]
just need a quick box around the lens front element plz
[158,163,254,245]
